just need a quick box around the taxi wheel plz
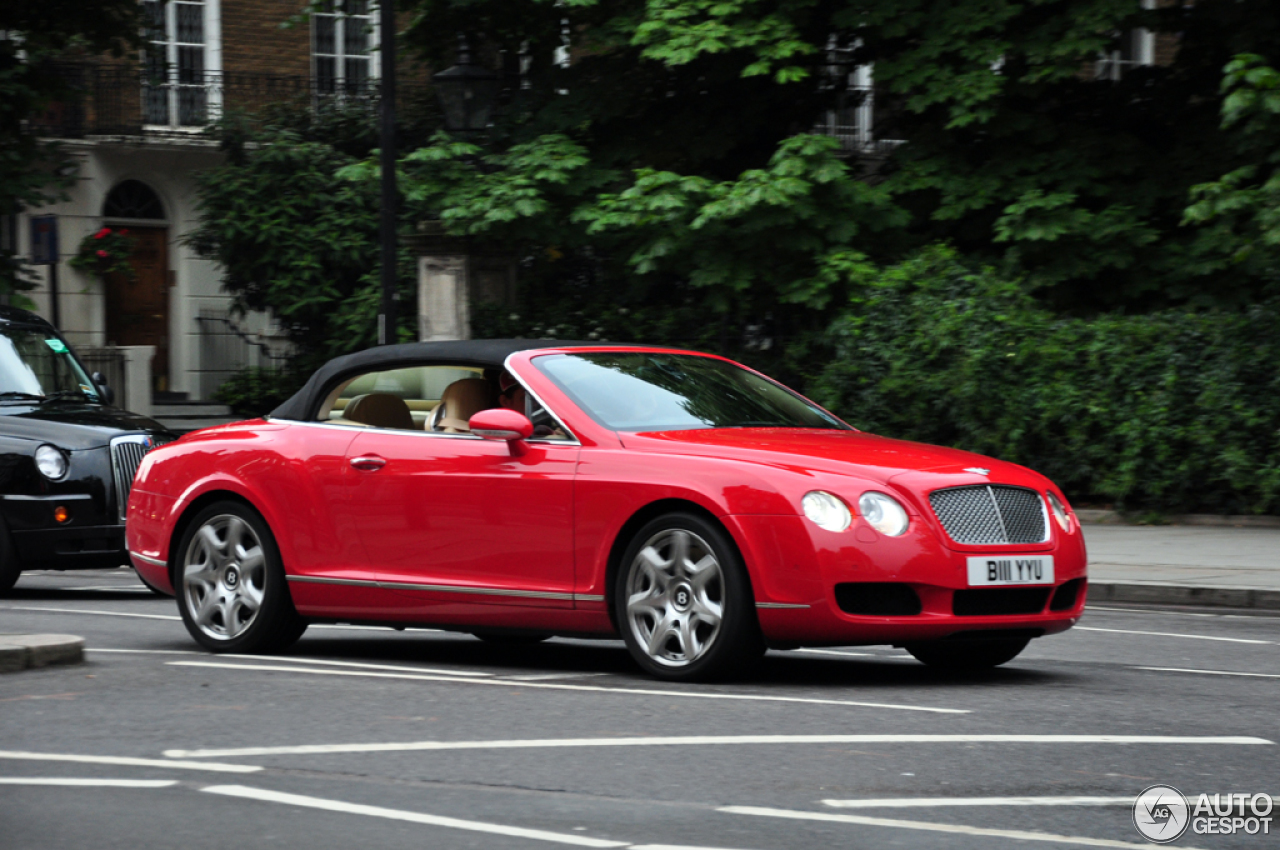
[175,501,307,654]
[903,637,1030,670]
[0,519,18,594]
[616,512,762,682]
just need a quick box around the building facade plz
[18,0,384,402]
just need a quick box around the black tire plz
[904,637,1031,670]
[615,512,762,682]
[0,519,18,595]
[174,500,306,653]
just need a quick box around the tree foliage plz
[186,120,418,372]
[0,1,140,297]
[813,247,1280,514]
[398,0,1280,311]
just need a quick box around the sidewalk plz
[0,634,85,673]
[1084,523,1280,610]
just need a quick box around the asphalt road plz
[2,568,1277,850]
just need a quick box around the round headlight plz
[35,445,68,480]
[802,491,852,532]
[858,491,909,537]
[1046,491,1072,532]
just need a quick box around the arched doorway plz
[102,180,170,394]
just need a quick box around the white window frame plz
[311,1,380,96]
[142,0,222,130]
[1096,0,1157,81]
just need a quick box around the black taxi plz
[0,306,175,594]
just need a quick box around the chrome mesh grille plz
[110,436,167,522]
[929,485,1047,545]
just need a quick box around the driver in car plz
[497,372,566,438]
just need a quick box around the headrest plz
[343,393,415,430]
[436,378,495,432]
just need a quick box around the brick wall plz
[222,0,312,77]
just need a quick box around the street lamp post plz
[432,35,501,133]
[378,0,397,345]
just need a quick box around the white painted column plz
[418,255,470,341]
[118,345,156,416]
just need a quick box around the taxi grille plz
[929,485,1047,546]
[110,435,168,522]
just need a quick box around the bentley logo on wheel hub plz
[224,567,240,588]
[673,584,692,610]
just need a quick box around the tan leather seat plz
[432,378,495,433]
[342,393,415,430]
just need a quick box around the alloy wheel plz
[624,528,725,667]
[182,514,267,641]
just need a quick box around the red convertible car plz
[127,341,1087,680]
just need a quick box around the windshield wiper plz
[41,390,94,403]
[0,391,46,403]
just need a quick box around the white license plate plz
[967,555,1054,586]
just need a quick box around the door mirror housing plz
[469,408,533,443]
[91,372,115,406]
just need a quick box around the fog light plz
[54,506,70,524]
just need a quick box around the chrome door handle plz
[350,455,386,472]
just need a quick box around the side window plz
[323,365,480,429]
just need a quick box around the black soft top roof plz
[269,339,600,420]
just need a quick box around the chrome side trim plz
[1,494,93,501]
[756,602,811,610]
[287,574,580,602]
[287,575,379,588]
[281,416,582,447]
[574,594,606,603]
[130,552,168,567]
[387,581,575,601]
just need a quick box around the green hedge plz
[811,248,1280,515]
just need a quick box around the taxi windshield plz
[0,327,100,403]
[534,352,849,432]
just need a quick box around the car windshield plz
[0,326,100,403]
[534,352,850,432]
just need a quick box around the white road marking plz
[61,586,152,592]
[1135,666,1280,679]
[163,733,1271,760]
[163,660,968,715]
[0,778,178,787]
[88,648,202,655]
[87,648,495,678]
[823,796,1134,809]
[1075,626,1271,645]
[0,751,259,774]
[2,606,181,621]
[503,672,610,681]
[720,805,1198,849]
[201,785,629,847]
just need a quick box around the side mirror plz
[469,408,533,448]
[91,372,115,406]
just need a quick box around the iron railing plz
[77,346,129,410]
[30,64,429,138]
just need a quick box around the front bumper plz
[733,512,1088,646]
[12,524,128,569]
[3,493,129,569]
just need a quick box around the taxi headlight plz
[1046,491,1072,532]
[858,491,909,537]
[802,491,852,532]
[35,445,68,481]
